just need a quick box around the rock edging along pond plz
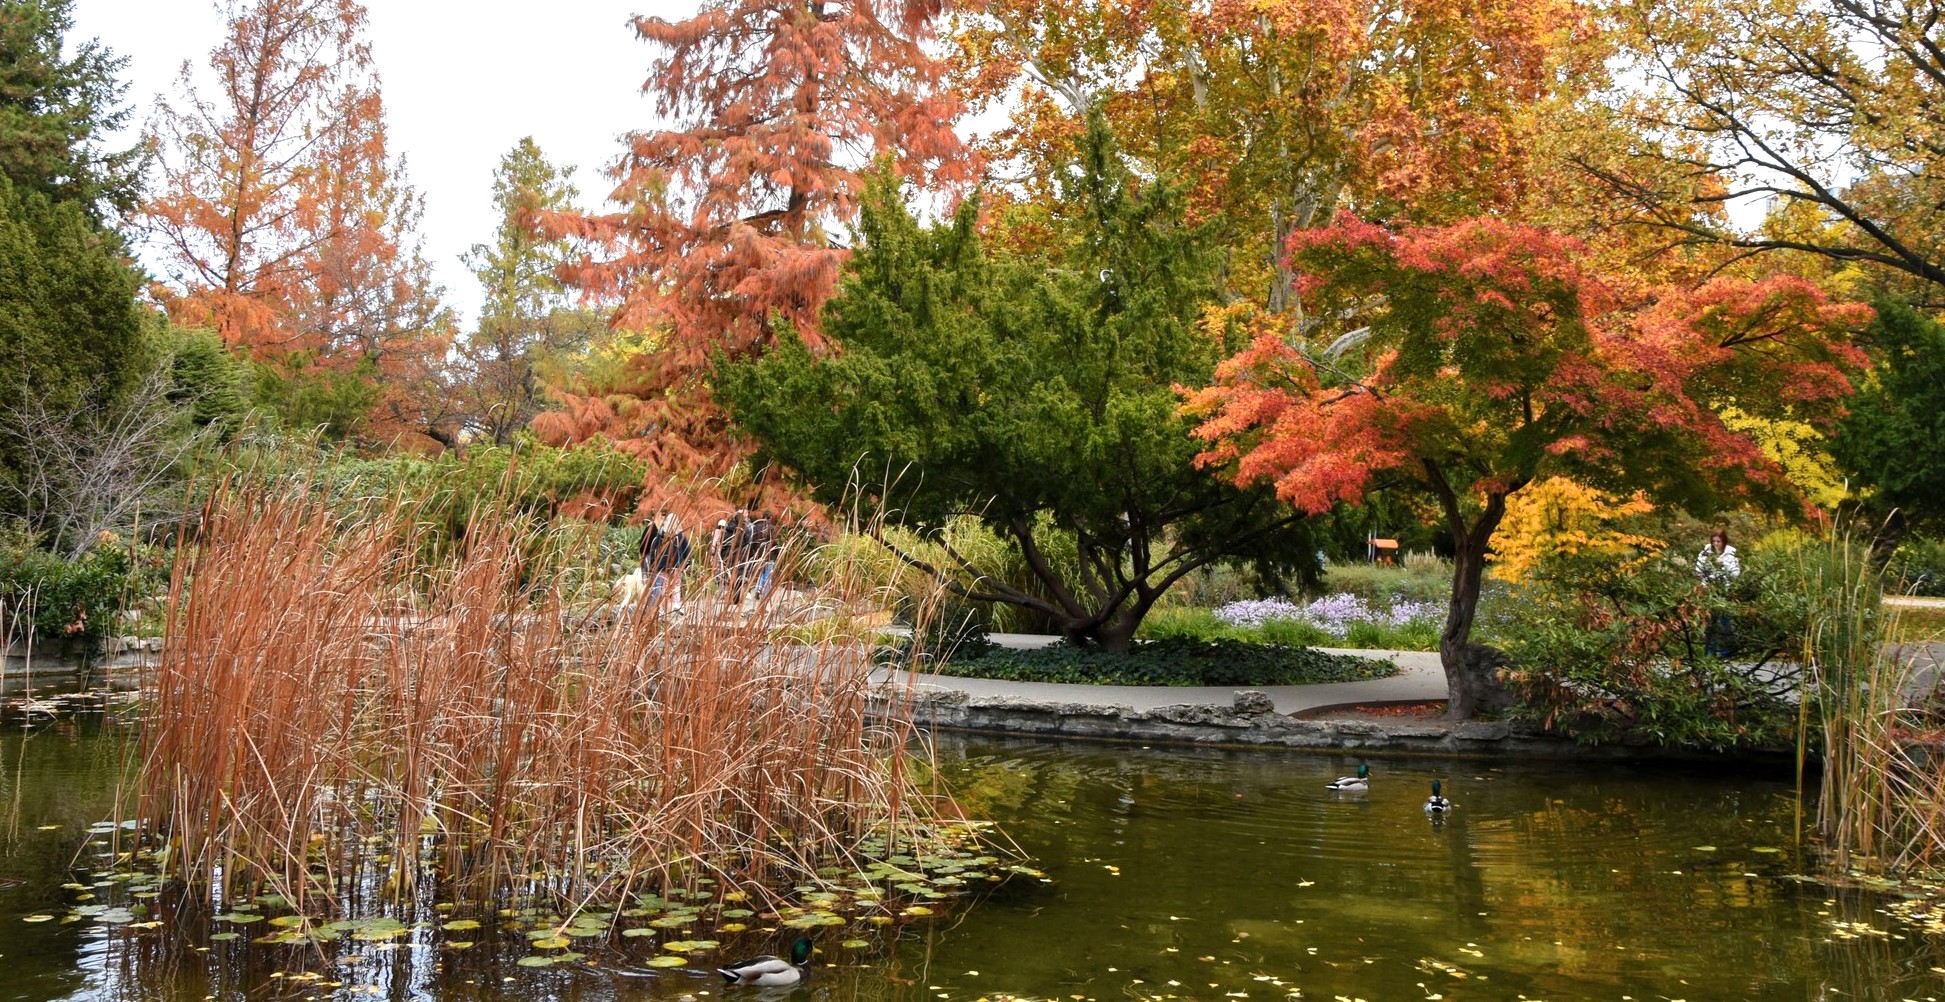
[874,687,1801,763]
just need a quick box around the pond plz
[2,723,1943,1001]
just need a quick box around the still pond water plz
[2,724,1943,1001]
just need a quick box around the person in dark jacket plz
[639,511,691,614]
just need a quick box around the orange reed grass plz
[141,478,949,916]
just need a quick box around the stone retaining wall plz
[875,687,1795,765]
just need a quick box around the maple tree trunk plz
[1433,476,1516,720]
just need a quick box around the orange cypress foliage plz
[1184,215,1870,717]
[143,0,449,444]
[534,0,976,492]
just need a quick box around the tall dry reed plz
[141,477,951,917]
[1801,530,1945,873]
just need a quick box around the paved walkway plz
[873,633,1449,715]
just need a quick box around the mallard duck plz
[1325,762,1370,791]
[717,937,812,987]
[1424,779,1452,813]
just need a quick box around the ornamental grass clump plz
[140,477,964,921]
[1800,531,1945,875]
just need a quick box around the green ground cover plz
[930,637,1397,687]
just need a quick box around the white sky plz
[70,1,704,327]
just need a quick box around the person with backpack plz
[640,511,691,615]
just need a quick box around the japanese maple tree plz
[535,0,975,493]
[1185,216,1869,717]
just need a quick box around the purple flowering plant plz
[1214,594,1443,636]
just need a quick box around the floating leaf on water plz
[530,936,571,949]
[645,956,688,968]
[516,956,555,968]
[721,908,754,918]
[351,928,409,942]
[842,939,871,949]
[1694,846,1718,852]
[22,915,55,923]
[902,906,935,917]
[649,916,690,929]
[718,923,748,933]
[564,926,605,938]
[216,913,265,924]
[447,941,475,950]
[620,928,655,938]
[1752,847,1783,854]
[663,940,719,952]
[74,905,106,917]
[722,891,748,902]
[256,894,289,908]
[208,932,239,941]
[442,919,481,931]
[255,930,313,945]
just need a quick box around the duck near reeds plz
[1424,779,1452,813]
[717,937,813,987]
[1325,762,1370,791]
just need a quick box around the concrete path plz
[873,634,1448,715]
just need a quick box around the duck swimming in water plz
[717,938,812,987]
[1424,779,1453,813]
[1325,762,1370,791]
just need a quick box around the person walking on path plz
[1695,528,1741,657]
[640,511,691,614]
[746,510,778,608]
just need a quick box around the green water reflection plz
[3,726,1944,1001]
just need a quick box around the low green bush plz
[1893,535,1945,597]
[0,526,163,644]
[932,637,1397,687]
[1321,559,1452,605]
[1497,535,1807,751]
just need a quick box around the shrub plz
[1321,559,1453,605]
[1893,535,1945,597]
[1496,536,1807,751]
[933,637,1396,687]
[0,523,161,644]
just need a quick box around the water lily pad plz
[842,939,871,949]
[530,936,571,949]
[516,956,556,968]
[784,912,845,929]
[268,915,308,928]
[721,908,754,918]
[563,926,605,938]
[216,912,265,924]
[446,940,475,950]
[209,931,240,941]
[649,916,690,929]
[718,922,749,933]
[664,939,719,952]
[621,928,656,938]
[645,956,688,968]
[902,906,935,917]
[351,927,409,942]
[442,919,481,931]
[22,914,54,923]
[1694,846,1717,852]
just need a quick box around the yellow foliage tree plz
[1718,406,1851,511]
[1490,478,1663,583]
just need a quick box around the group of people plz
[633,507,780,616]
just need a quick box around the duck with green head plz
[717,937,813,987]
[1325,762,1370,791]
[1424,779,1452,813]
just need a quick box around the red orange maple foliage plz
[533,0,976,496]
[1185,215,1870,716]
